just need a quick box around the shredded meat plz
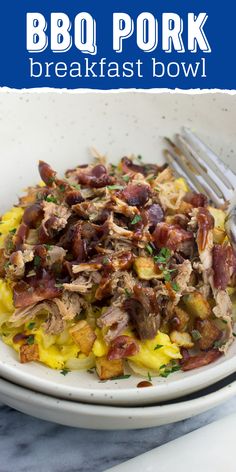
[7,249,34,280]
[125,286,161,340]
[1,153,233,377]
[173,260,193,304]
[97,306,129,343]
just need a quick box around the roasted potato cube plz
[133,257,162,280]
[183,292,211,319]
[171,306,190,332]
[70,321,96,356]
[96,357,124,380]
[170,330,194,348]
[196,319,222,350]
[20,344,39,363]
[208,207,226,244]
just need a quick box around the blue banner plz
[0,0,234,89]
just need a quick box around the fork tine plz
[176,134,227,201]
[182,127,235,191]
[164,138,225,205]
[163,149,199,193]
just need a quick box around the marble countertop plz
[0,396,235,472]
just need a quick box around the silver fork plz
[163,127,236,251]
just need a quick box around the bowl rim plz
[0,343,236,406]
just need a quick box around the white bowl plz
[0,373,235,430]
[0,91,236,406]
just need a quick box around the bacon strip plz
[153,223,193,251]
[213,244,236,290]
[107,335,139,360]
[182,349,222,371]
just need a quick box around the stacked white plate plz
[0,90,236,429]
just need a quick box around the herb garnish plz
[6,239,14,251]
[125,288,131,298]
[44,244,52,250]
[60,368,71,376]
[160,363,181,378]
[9,228,16,234]
[123,175,130,183]
[131,214,142,225]
[107,185,124,191]
[110,374,131,380]
[33,255,41,268]
[154,344,163,350]
[45,195,58,204]
[102,256,110,265]
[27,335,35,345]
[213,340,225,349]
[71,183,81,190]
[27,322,36,330]
[154,247,171,265]
[191,329,202,341]
[87,368,95,374]
[145,244,153,255]
[171,282,180,292]
[147,372,152,381]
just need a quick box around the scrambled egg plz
[0,207,24,248]
[127,331,181,372]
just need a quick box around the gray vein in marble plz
[0,397,236,472]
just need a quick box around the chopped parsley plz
[213,340,224,349]
[131,214,142,225]
[87,368,95,374]
[60,368,70,376]
[233,333,236,338]
[9,228,16,235]
[160,363,181,378]
[45,195,58,204]
[6,239,14,251]
[27,322,36,330]
[71,183,81,190]
[123,175,130,183]
[171,282,180,292]
[191,329,202,341]
[147,372,152,381]
[107,185,124,191]
[44,244,52,250]
[125,288,131,298]
[110,374,131,380]
[154,344,163,350]
[33,255,41,268]
[102,256,110,265]
[154,247,171,265]
[137,154,142,161]
[26,335,35,345]
[145,244,153,255]
[55,283,64,288]
[59,184,66,192]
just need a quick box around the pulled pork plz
[1,154,234,376]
